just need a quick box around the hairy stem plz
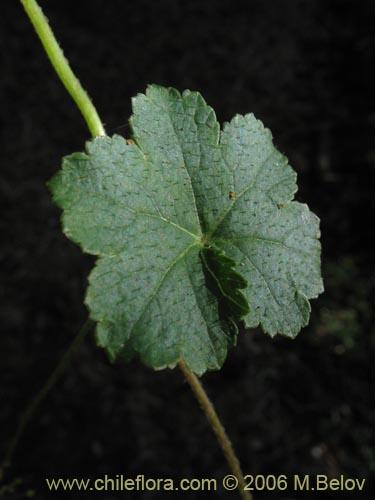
[19,0,105,137]
[18,5,250,497]
[178,360,251,500]
[0,320,93,480]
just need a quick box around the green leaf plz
[201,244,250,343]
[49,85,323,374]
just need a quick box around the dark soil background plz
[0,0,373,499]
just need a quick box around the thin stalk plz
[178,360,251,500]
[0,320,93,480]
[19,0,105,137]
[19,5,250,498]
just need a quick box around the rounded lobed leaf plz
[49,85,323,374]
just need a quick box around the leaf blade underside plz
[49,85,323,374]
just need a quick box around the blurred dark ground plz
[0,0,373,498]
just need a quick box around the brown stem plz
[0,320,93,480]
[178,359,252,500]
